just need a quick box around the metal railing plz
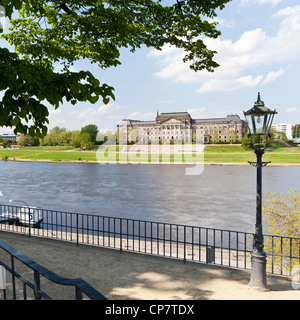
[1,204,299,278]
[0,239,107,300]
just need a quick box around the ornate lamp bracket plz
[248,161,271,167]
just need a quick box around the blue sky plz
[1,0,300,134]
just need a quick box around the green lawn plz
[204,145,247,153]
[0,145,299,164]
[0,147,97,162]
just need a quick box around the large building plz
[118,112,248,144]
[272,123,293,140]
[0,133,18,142]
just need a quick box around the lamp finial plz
[257,92,261,102]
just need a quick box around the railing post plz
[76,286,83,300]
[183,226,186,264]
[28,207,31,238]
[76,213,79,246]
[34,270,41,300]
[0,265,6,300]
[11,256,16,300]
[120,218,122,253]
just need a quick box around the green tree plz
[227,129,237,144]
[60,131,72,145]
[81,124,98,144]
[128,126,139,143]
[80,132,93,148]
[241,132,252,150]
[17,135,28,147]
[296,124,300,138]
[71,130,81,148]
[0,0,231,136]
[292,125,296,138]
[263,190,300,274]
[28,136,40,146]
[40,131,60,145]
[211,128,219,144]
[50,126,66,134]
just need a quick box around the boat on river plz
[0,206,43,228]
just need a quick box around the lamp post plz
[243,93,277,291]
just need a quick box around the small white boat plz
[0,207,43,228]
[0,211,18,224]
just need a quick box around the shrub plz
[263,190,300,274]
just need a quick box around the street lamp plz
[243,93,277,291]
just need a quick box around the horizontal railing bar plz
[1,204,256,236]
[1,203,299,279]
[0,239,107,300]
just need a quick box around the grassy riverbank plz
[0,145,299,164]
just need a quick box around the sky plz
[1,0,300,134]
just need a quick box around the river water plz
[0,161,299,233]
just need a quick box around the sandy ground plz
[0,231,299,300]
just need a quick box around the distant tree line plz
[17,124,117,148]
[293,124,300,138]
[241,127,288,150]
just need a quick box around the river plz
[0,161,299,232]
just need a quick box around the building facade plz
[118,112,247,144]
[272,123,293,140]
[0,134,18,142]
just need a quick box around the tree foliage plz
[241,128,288,150]
[227,128,237,143]
[0,0,231,136]
[0,47,115,137]
[80,124,98,144]
[80,132,92,148]
[263,190,300,274]
[293,124,300,138]
[3,0,231,71]
[211,128,219,144]
[40,126,79,146]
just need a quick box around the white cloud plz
[207,17,235,29]
[158,99,174,104]
[186,107,206,114]
[49,108,61,115]
[262,66,290,84]
[148,5,300,93]
[147,45,180,58]
[197,75,263,93]
[72,102,124,120]
[241,0,282,6]
[286,107,300,113]
[256,0,282,5]
[65,102,127,129]
[187,108,230,120]
[127,111,156,120]
[97,103,114,115]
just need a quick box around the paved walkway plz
[0,231,299,300]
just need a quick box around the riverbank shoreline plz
[1,145,299,166]
[2,157,300,166]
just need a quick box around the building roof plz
[157,111,191,118]
[193,114,243,124]
[131,121,157,126]
[0,134,17,138]
[119,113,244,126]
[156,112,191,123]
